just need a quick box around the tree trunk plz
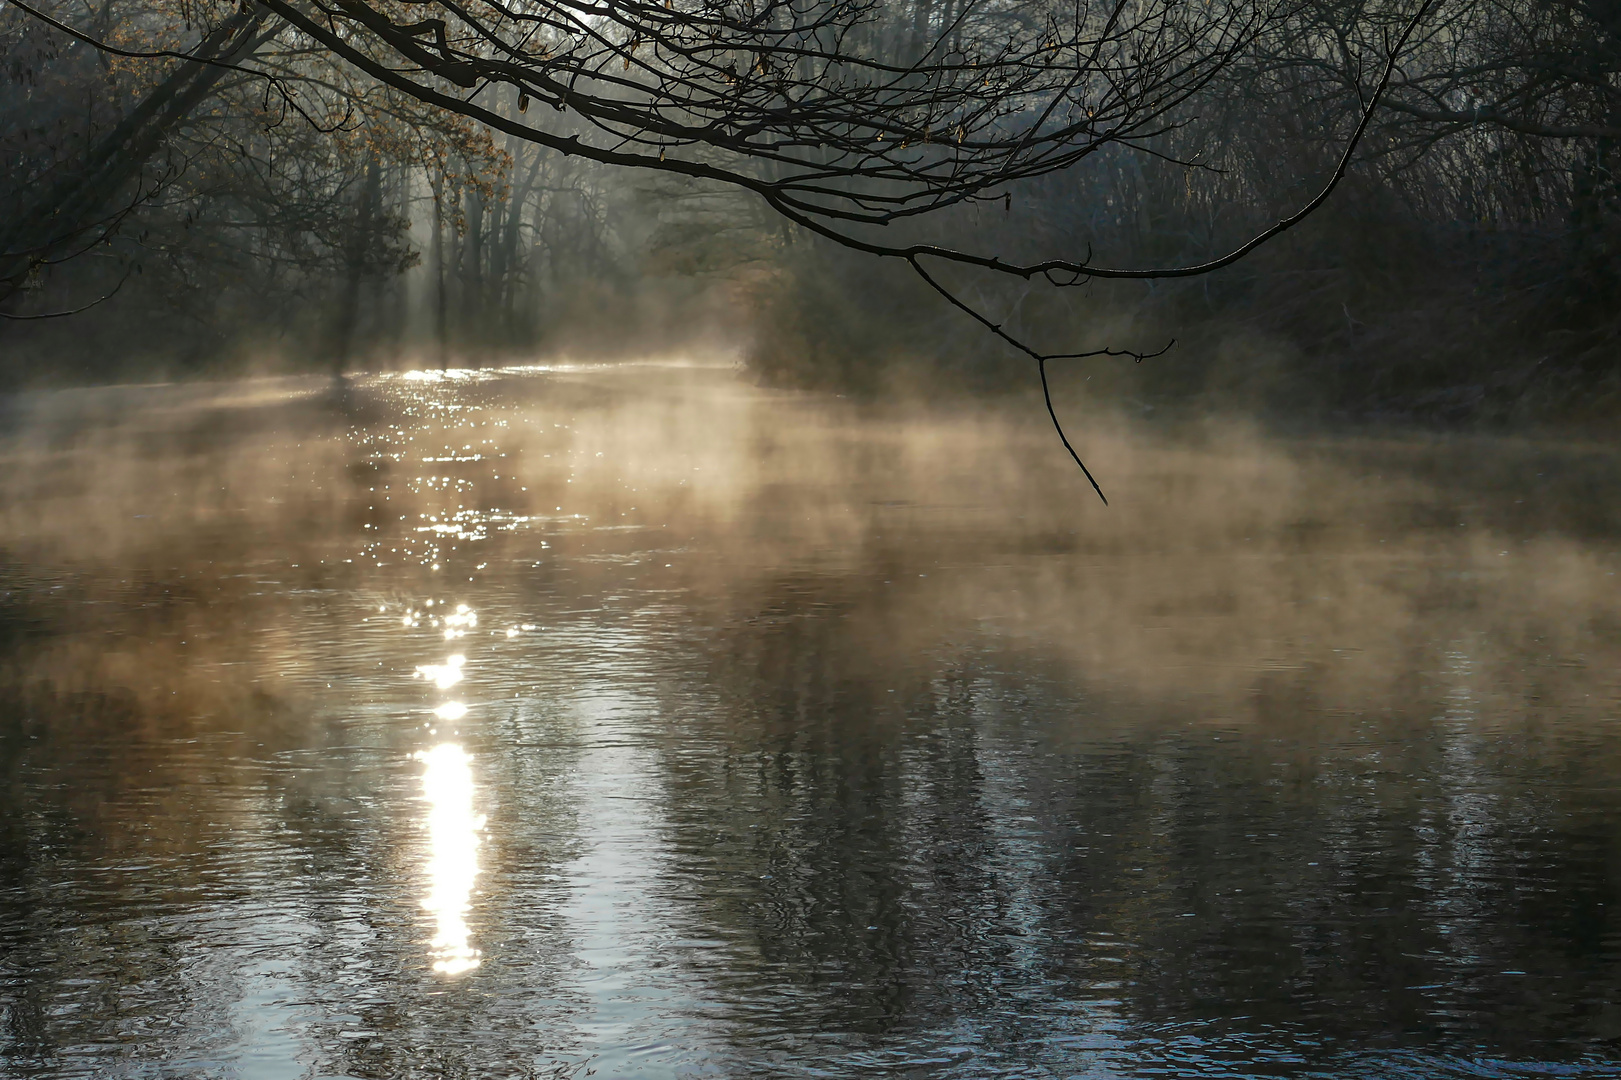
[331,156,383,372]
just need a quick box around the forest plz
[2,0,1618,424]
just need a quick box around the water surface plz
[1,363,1619,1078]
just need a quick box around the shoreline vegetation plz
[2,0,1618,428]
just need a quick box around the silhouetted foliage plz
[0,0,1617,421]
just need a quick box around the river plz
[1,361,1618,1078]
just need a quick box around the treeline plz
[750,0,1621,422]
[0,0,750,378]
[1,0,1617,422]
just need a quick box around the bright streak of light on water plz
[415,742,484,976]
[415,654,466,689]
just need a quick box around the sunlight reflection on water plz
[4,364,1621,1078]
[415,654,465,689]
[416,742,484,976]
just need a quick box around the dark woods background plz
[2,0,1619,424]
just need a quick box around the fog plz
[5,0,1620,417]
[8,364,1619,719]
[2,365,1618,1077]
[5,0,1621,1071]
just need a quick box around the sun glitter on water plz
[415,653,466,689]
[416,742,484,975]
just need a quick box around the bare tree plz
[4,0,1431,491]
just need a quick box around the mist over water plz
[1,361,1619,1079]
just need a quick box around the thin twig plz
[1038,357,1108,505]
[0,269,132,320]
[3,2,335,129]
[910,254,1171,503]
